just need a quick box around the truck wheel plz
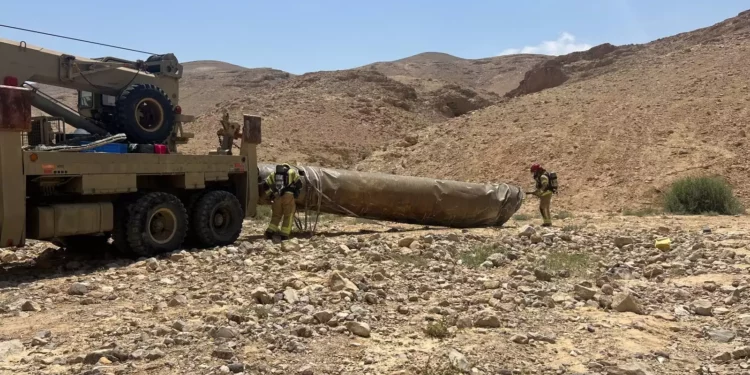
[116,83,175,144]
[192,190,244,247]
[127,192,188,256]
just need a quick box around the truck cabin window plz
[79,91,93,109]
[102,95,116,107]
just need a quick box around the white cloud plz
[498,32,593,56]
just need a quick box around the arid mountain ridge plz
[29,9,750,212]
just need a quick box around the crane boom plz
[0,38,180,97]
[0,37,192,147]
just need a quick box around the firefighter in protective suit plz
[261,164,304,241]
[529,163,554,227]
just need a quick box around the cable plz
[0,24,157,55]
[29,133,127,152]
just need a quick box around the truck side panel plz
[29,203,113,240]
[23,152,246,176]
[0,85,32,247]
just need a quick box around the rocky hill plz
[28,54,530,168]
[361,52,549,96]
[358,10,750,213]
[182,69,494,167]
[22,10,750,214]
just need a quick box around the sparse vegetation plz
[554,210,573,220]
[538,251,595,278]
[460,243,503,268]
[254,305,270,319]
[663,176,744,215]
[416,356,462,375]
[561,224,584,232]
[513,213,531,221]
[423,320,451,339]
[623,207,661,217]
[392,253,429,267]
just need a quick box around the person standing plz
[261,164,303,241]
[529,163,556,227]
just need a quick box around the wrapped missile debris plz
[258,164,525,228]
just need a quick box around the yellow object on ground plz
[655,238,671,251]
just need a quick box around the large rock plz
[505,60,568,98]
[448,349,471,373]
[518,225,536,238]
[345,321,371,338]
[20,300,41,312]
[473,310,501,328]
[328,271,358,293]
[313,311,333,324]
[0,250,18,263]
[691,299,713,316]
[67,282,89,296]
[612,293,644,315]
[213,346,234,360]
[251,287,274,304]
[212,327,238,339]
[605,363,653,375]
[398,237,416,247]
[168,295,188,307]
[708,329,735,343]
[574,284,597,301]
[614,236,635,248]
[0,340,23,360]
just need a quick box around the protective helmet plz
[530,163,542,173]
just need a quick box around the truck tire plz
[116,83,175,144]
[192,190,244,247]
[127,192,188,256]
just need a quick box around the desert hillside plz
[29,53,529,168]
[182,69,494,166]
[361,52,549,96]
[182,53,552,165]
[359,10,750,212]
[22,9,750,213]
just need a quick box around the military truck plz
[0,37,263,256]
[0,84,260,256]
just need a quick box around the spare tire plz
[116,83,175,143]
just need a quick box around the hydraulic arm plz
[0,37,190,145]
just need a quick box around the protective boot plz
[264,230,274,240]
[278,235,289,242]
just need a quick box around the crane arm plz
[0,38,181,97]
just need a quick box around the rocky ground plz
[0,212,749,375]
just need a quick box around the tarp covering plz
[258,164,525,228]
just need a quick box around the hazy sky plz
[1,0,747,74]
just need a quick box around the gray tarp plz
[258,164,525,228]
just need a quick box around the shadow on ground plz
[0,224,463,288]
